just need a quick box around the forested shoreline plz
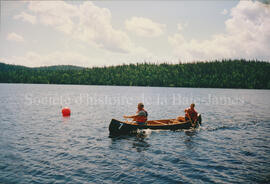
[0,59,269,89]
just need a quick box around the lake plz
[0,83,270,183]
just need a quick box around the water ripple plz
[0,84,270,183]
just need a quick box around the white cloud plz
[7,1,154,67]
[168,1,270,61]
[2,48,156,67]
[221,9,228,15]
[23,1,137,53]
[28,1,77,34]
[14,12,36,24]
[125,17,166,37]
[177,22,188,32]
[3,51,91,67]
[75,2,134,53]
[177,24,184,31]
[7,32,24,42]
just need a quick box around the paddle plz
[123,115,136,124]
[124,117,128,123]
[186,113,196,127]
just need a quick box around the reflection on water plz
[132,137,150,152]
[184,129,197,137]
[183,130,198,150]
[109,131,151,153]
[62,116,70,123]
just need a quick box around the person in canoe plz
[123,103,148,125]
[177,103,198,126]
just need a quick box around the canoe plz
[109,114,202,136]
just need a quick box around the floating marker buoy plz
[62,107,71,117]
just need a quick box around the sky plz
[0,0,270,67]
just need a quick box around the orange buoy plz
[62,107,71,117]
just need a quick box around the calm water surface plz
[0,84,270,183]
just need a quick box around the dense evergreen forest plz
[0,59,269,89]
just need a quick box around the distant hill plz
[0,63,84,71]
[0,60,269,89]
[33,65,85,71]
[0,62,29,71]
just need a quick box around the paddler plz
[177,103,198,126]
[123,103,148,125]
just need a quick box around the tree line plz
[0,59,269,89]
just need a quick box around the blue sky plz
[0,0,269,67]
